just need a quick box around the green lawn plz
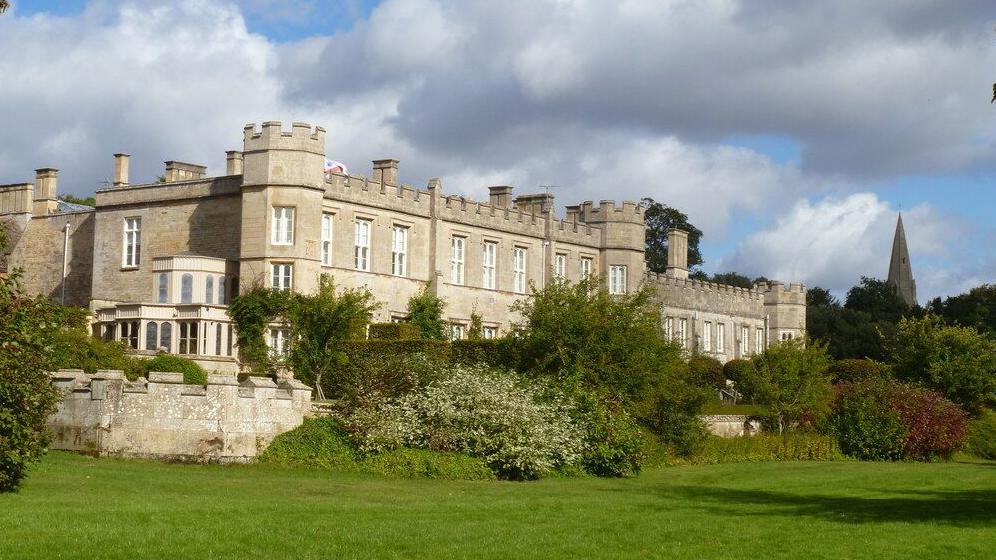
[2,452,994,559]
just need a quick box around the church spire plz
[887,213,917,307]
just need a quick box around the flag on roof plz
[325,160,348,176]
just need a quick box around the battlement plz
[650,272,766,301]
[577,199,644,224]
[325,171,433,216]
[48,369,311,463]
[243,121,326,154]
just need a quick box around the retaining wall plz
[48,369,311,463]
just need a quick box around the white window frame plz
[664,316,674,340]
[392,226,408,276]
[450,236,466,285]
[450,323,466,341]
[781,330,795,341]
[321,213,333,266]
[756,328,764,354]
[513,247,527,294]
[482,326,498,339]
[678,318,688,348]
[178,321,198,355]
[354,219,371,271]
[271,207,295,246]
[580,257,593,279]
[717,323,726,353]
[122,217,141,268]
[268,327,290,357]
[609,265,627,294]
[741,326,750,357]
[703,321,712,352]
[554,254,567,279]
[271,263,293,291]
[482,242,497,290]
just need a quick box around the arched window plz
[160,322,172,351]
[180,274,193,304]
[218,276,227,304]
[145,322,158,350]
[205,276,214,304]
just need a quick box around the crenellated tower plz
[760,280,807,343]
[240,121,327,294]
[576,200,646,292]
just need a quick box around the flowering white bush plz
[347,363,584,479]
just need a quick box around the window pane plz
[205,276,214,304]
[160,322,172,351]
[180,274,193,304]
[145,322,158,351]
[157,273,168,303]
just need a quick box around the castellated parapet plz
[47,369,311,463]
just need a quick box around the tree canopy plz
[641,198,703,275]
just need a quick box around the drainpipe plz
[61,222,70,305]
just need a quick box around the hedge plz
[690,433,844,464]
[368,322,422,341]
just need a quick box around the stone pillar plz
[372,159,399,186]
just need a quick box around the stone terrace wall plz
[48,370,311,463]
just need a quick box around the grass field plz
[2,452,994,559]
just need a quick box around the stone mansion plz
[0,121,805,373]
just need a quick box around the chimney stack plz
[372,159,399,186]
[489,186,513,208]
[226,151,243,175]
[33,168,59,214]
[665,228,689,279]
[113,153,130,187]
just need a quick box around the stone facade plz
[47,369,311,462]
[0,120,806,371]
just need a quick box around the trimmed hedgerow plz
[828,359,889,384]
[368,322,422,341]
[690,434,844,464]
[829,388,907,461]
[142,354,207,385]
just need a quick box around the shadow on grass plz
[662,485,996,527]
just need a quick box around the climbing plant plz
[227,282,292,375]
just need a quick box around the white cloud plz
[720,193,968,300]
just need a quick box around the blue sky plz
[2,1,994,300]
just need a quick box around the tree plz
[928,284,996,337]
[887,315,996,415]
[510,278,684,401]
[844,276,911,323]
[58,194,96,207]
[287,276,378,398]
[709,272,754,289]
[737,339,834,434]
[641,198,703,275]
[407,285,447,340]
[0,229,63,492]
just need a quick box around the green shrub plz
[257,417,359,470]
[0,245,64,492]
[966,409,996,460]
[323,340,451,402]
[574,395,646,477]
[50,327,145,380]
[723,358,754,384]
[407,286,447,340]
[688,355,725,390]
[692,434,844,464]
[360,448,495,480]
[368,322,421,341]
[828,359,889,384]
[451,339,520,369]
[143,354,207,385]
[830,388,907,461]
[830,379,968,461]
[639,378,711,457]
